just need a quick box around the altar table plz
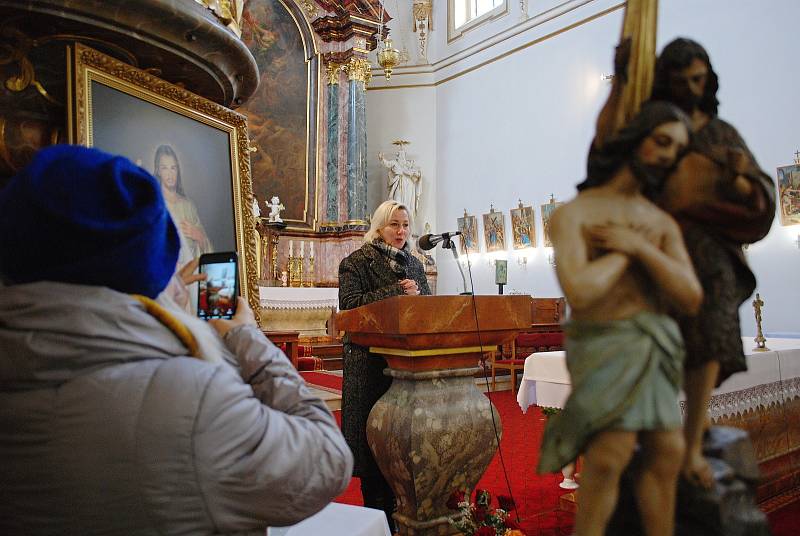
[259,287,338,336]
[267,503,391,536]
[516,338,800,418]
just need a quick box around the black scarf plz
[371,239,411,278]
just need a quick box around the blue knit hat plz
[0,145,180,298]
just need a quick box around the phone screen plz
[197,252,238,320]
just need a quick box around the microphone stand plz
[441,236,472,295]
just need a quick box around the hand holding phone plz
[208,297,257,338]
[197,252,239,320]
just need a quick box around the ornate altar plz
[239,0,390,292]
[3,0,399,318]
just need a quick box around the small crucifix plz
[794,150,800,165]
[752,292,769,351]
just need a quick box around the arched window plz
[449,0,506,39]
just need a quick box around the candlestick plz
[305,255,315,287]
[310,241,314,257]
[300,240,305,258]
[289,240,293,257]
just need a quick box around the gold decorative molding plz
[194,0,244,37]
[344,219,369,226]
[412,0,433,58]
[300,0,317,18]
[325,61,342,85]
[0,26,60,106]
[370,345,498,357]
[344,57,372,85]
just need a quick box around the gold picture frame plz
[510,200,535,249]
[776,163,800,226]
[541,196,564,248]
[457,209,479,255]
[482,205,506,252]
[67,42,260,317]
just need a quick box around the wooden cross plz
[794,150,800,164]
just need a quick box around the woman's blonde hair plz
[363,200,412,243]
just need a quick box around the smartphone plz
[197,251,239,320]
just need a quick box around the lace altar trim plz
[679,377,800,420]
[260,298,339,310]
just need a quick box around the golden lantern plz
[377,38,400,81]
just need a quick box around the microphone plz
[418,231,462,251]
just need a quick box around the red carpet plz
[300,371,342,394]
[328,384,799,535]
[333,389,575,535]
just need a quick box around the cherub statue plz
[267,196,285,223]
[379,140,422,217]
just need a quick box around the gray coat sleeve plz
[192,325,353,530]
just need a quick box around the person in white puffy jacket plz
[0,145,353,535]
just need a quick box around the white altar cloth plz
[517,338,800,419]
[259,287,339,310]
[258,287,340,336]
[267,503,391,536]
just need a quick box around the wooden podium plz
[336,295,531,535]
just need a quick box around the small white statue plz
[251,197,261,218]
[379,140,422,217]
[267,195,285,223]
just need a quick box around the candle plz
[289,240,293,257]
[310,241,314,257]
[300,240,305,258]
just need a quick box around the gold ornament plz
[377,39,400,81]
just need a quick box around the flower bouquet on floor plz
[446,488,525,536]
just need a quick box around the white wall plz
[368,0,800,336]
[366,86,437,237]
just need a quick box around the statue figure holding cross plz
[592,0,776,496]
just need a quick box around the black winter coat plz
[337,243,431,477]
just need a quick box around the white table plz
[267,503,391,536]
[516,350,569,411]
[516,337,800,419]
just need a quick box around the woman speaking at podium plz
[338,200,431,528]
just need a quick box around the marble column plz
[325,62,341,224]
[344,57,371,226]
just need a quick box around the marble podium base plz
[367,366,502,536]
